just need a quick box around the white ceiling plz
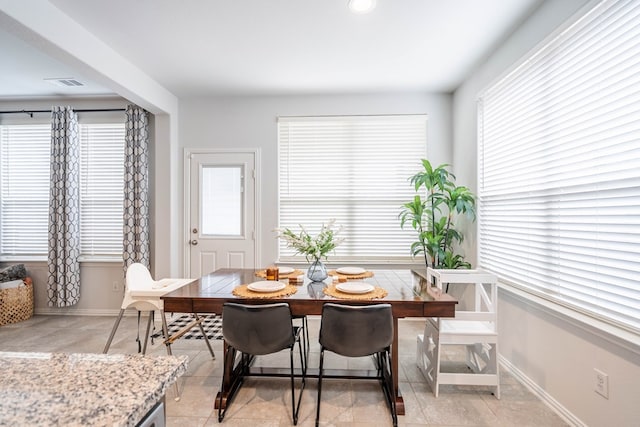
[1,0,541,99]
[0,26,114,98]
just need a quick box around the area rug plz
[151,314,222,340]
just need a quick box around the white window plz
[478,0,640,334]
[0,125,51,256]
[79,124,125,257]
[0,123,125,259]
[201,165,243,236]
[277,114,427,263]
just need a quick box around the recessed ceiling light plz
[349,0,376,14]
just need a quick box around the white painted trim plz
[182,150,192,276]
[182,147,261,276]
[499,355,587,427]
[254,148,262,267]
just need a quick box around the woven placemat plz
[327,270,374,279]
[323,284,388,300]
[255,269,304,279]
[232,284,298,298]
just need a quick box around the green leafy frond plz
[399,159,477,270]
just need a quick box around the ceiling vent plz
[44,78,85,88]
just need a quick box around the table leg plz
[221,342,235,393]
[160,310,181,400]
[392,316,405,415]
[215,341,248,410]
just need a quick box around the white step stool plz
[416,268,500,398]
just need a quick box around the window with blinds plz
[0,123,125,259]
[0,125,51,256]
[79,124,125,257]
[278,115,427,263]
[478,0,640,333]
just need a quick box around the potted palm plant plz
[399,159,476,270]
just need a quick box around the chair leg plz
[194,313,216,359]
[374,351,395,426]
[289,347,302,425]
[301,316,309,373]
[141,311,153,355]
[380,350,398,427]
[316,348,325,427]
[135,311,143,353]
[374,351,383,375]
[297,333,307,381]
[290,348,296,424]
[290,335,306,425]
[103,309,125,354]
[293,315,309,375]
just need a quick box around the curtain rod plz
[0,108,126,118]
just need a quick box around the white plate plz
[248,281,286,292]
[278,266,295,274]
[336,282,374,294]
[336,267,366,275]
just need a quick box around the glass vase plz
[307,258,328,282]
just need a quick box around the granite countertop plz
[0,351,188,427]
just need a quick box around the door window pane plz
[201,166,242,236]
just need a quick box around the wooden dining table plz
[160,268,457,415]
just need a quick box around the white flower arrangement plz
[275,219,344,262]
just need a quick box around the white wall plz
[453,0,640,425]
[179,93,452,267]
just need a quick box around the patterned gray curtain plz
[123,104,150,273]
[47,106,81,307]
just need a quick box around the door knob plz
[190,239,198,245]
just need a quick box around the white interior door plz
[188,151,256,276]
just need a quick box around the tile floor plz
[0,314,569,426]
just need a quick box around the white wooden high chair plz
[417,267,500,398]
[103,263,215,399]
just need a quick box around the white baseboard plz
[35,308,128,317]
[499,355,586,427]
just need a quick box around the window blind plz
[478,0,640,333]
[0,125,51,256]
[278,115,427,262]
[0,122,125,259]
[79,124,125,256]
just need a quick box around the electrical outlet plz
[594,369,609,399]
[112,280,122,292]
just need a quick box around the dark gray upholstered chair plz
[316,303,397,427]
[218,302,305,424]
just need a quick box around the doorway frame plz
[183,147,262,277]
